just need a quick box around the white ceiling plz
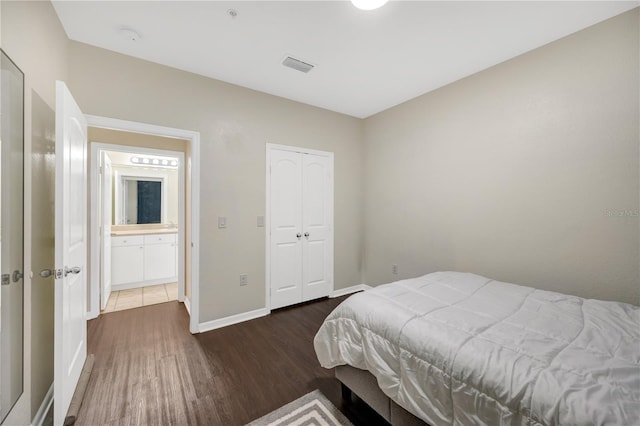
[52,1,638,118]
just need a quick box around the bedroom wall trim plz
[183,296,191,315]
[31,383,53,426]
[331,284,371,298]
[197,284,368,332]
[198,308,270,333]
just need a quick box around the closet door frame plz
[265,143,334,311]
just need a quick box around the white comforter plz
[314,272,640,426]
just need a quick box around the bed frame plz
[336,365,426,426]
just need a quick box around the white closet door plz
[269,149,303,309]
[301,153,333,302]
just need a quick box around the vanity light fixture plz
[351,0,389,11]
[130,155,179,168]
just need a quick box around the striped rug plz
[247,390,353,426]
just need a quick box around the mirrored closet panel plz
[0,49,25,422]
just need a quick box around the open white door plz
[100,152,112,310]
[54,81,88,426]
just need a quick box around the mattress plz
[314,272,640,425]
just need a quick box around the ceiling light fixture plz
[351,0,389,11]
[119,27,141,42]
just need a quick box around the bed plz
[314,271,640,425]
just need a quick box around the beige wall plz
[70,42,365,321]
[1,0,69,423]
[363,9,639,305]
[89,127,187,153]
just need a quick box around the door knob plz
[65,266,81,276]
[304,232,310,238]
[39,268,63,279]
[40,269,54,278]
[12,270,23,282]
[296,233,302,239]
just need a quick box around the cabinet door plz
[111,245,144,285]
[144,243,176,281]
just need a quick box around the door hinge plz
[99,165,103,174]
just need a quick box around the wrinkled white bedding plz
[314,272,640,425]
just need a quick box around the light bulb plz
[351,0,389,11]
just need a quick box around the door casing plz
[86,115,201,334]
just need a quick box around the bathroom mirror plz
[120,176,165,224]
[0,49,25,422]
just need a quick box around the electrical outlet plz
[240,274,248,286]
[392,264,398,275]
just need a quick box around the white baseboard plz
[86,307,100,320]
[31,383,53,426]
[196,285,368,334]
[183,296,191,314]
[199,307,270,333]
[330,284,371,298]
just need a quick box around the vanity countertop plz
[111,228,178,237]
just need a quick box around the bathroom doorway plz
[86,117,200,334]
[97,146,183,314]
[89,129,190,319]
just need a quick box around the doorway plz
[86,116,200,334]
[94,145,184,314]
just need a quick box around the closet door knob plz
[296,233,302,239]
[304,232,310,238]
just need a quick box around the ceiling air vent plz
[282,56,314,73]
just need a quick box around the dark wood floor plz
[76,297,388,426]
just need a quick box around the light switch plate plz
[257,216,265,227]
[218,216,227,228]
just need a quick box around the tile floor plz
[102,282,178,313]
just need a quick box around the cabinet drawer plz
[144,233,176,245]
[112,235,144,247]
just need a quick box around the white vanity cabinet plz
[111,236,144,286]
[111,233,177,289]
[143,234,176,281]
